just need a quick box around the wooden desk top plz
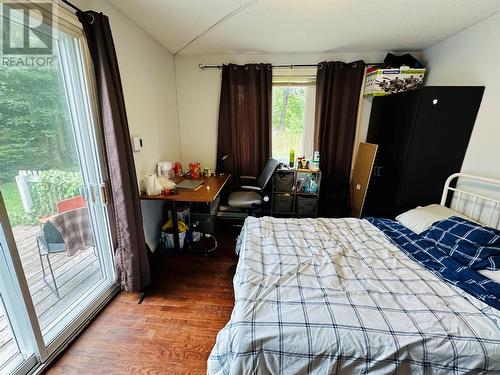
[140,174,231,203]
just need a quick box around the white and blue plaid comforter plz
[208,217,500,374]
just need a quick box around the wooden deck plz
[0,225,102,370]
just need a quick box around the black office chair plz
[227,158,279,210]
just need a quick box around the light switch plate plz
[132,136,143,152]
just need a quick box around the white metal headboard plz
[441,173,500,229]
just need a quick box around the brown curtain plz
[314,60,365,217]
[77,11,150,291]
[216,63,272,193]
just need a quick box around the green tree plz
[272,87,306,134]
[272,86,307,159]
[0,66,78,182]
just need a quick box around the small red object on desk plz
[189,162,201,177]
[173,162,183,177]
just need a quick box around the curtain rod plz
[61,0,84,14]
[61,0,95,23]
[198,62,383,70]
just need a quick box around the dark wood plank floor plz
[46,225,240,375]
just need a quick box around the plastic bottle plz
[309,175,318,193]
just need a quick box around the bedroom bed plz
[208,173,500,374]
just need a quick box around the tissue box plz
[364,67,426,96]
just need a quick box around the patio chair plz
[57,195,86,213]
[36,220,66,298]
[36,206,96,298]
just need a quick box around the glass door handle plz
[99,182,110,206]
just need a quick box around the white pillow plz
[478,269,500,284]
[396,204,469,234]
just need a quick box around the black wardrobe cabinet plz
[362,86,484,219]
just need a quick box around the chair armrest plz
[240,175,257,180]
[241,185,262,192]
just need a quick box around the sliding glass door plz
[0,298,22,374]
[0,300,19,374]
[0,196,42,375]
[0,2,117,374]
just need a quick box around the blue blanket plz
[367,217,500,310]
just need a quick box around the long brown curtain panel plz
[77,11,150,291]
[216,63,272,193]
[314,60,365,217]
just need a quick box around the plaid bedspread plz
[208,217,500,374]
[367,217,500,310]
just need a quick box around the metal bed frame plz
[441,173,500,229]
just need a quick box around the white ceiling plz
[109,0,500,55]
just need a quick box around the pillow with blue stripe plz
[422,216,500,270]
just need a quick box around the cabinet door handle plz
[373,166,379,176]
[377,167,383,177]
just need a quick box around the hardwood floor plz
[46,225,240,375]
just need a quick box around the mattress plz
[208,216,500,374]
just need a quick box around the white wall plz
[422,12,500,179]
[74,0,181,175]
[174,52,420,170]
[74,0,180,249]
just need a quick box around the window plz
[272,68,316,163]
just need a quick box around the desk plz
[140,174,230,252]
